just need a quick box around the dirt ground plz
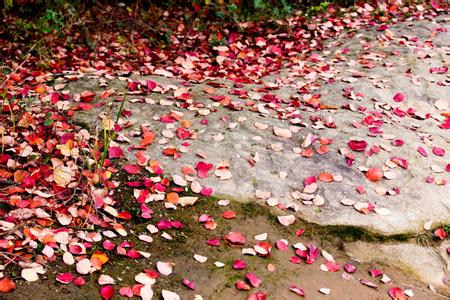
[7,195,447,299]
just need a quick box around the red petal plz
[388,287,407,300]
[56,273,74,284]
[182,278,196,290]
[108,146,124,159]
[233,260,247,270]
[123,164,141,175]
[434,228,447,240]
[432,147,445,156]
[74,276,86,286]
[100,285,115,300]
[348,140,368,151]
[196,161,213,178]
[222,210,236,219]
[393,92,405,102]
[246,273,261,287]
[289,284,305,297]
[224,232,246,245]
[369,269,383,277]
[417,146,428,157]
[0,278,16,293]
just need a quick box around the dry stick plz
[0,43,38,91]
[400,283,450,299]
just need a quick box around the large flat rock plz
[345,241,449,287]
[67,16,449,236]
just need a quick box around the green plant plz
[305,1,329,17]
[36,9,65,34]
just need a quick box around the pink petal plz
[276,239,289,251]
[56,273,74,284]
[393,92,405,102]
[289,284,305,297]
[195,161,213,178]
[325,261,340,272]
[108,146,123,159]
[417,146,428,157]
[390,156,408,169]
[369,269,383,277]
[206,238,220,246]
[388,287,406,299]
[224,232,246,245]
[119,286,134,297]
[344,263,356,273]
[233,260,247,270]
[102,240,115,251]
[156,261,173,276]
[100,286,114,300]
[246,273,261,287]
[123,164,141,174]
[348,140,368,152]
[432,147,445,156]
[74,276,86,286]
[182,278,196,290]
[391,139,404,146]
[235,280,250,290]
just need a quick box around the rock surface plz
[345,241,449,286]
[71,16,449,236]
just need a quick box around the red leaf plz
[224,232,246,245]
[100,285,115,300]
[369,269,383,277]
[325,260,340,272]
[390,157,408,169]
[289,284,305,297]
[276,239,288,251]
[207,238,220,246]
[196,162,213,178]
[182,278,196,290]
[177,128,192,140]
[295,228,305,237]
[248,292,267,300]
[0,278,16,293]
[119,286,134,297]
[388,287,407,300]
[246,273,261,287]
[123,164,141,175]
[74,276,86,286]
[108,146,123,159]
[80,91,96,102]
[393,92,405,102]
[56,273,74,284]
[417,146,428,157]
[348,140,368,152]
[147,80,157,91]
[432,147,445,156]
[222,210,236,219]
[235,280,250,290]
[344,263,356,273]
[391,139,404,146]
[233,260,247,270]
[434,228,447,240]
[429,66,448,74]
[366,168,383,182]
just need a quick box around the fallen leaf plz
[278,215,296,226]
[157,261,173,276]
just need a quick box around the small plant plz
[36,9,65,34]
[305,1,330,17]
